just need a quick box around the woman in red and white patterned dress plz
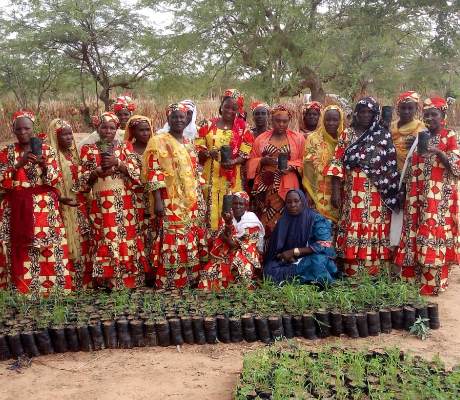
[198,191,264,290]
[395,97,460,295]
[326,97,400,276]
[0,110,73,296]
[77,112,147,289]
[144,104,207,289]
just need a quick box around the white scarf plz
[158,100,198,140]
[233,211,265,252]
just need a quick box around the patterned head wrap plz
[250,101,270,112]
[233,191,250,205]
[166,102,189,117]
[397,91,420,105]
[113,95,136,113]
[222,88,244,114]
[302,101,323,114]
[124,115,153,142]
[12,110,35,125]
[52,119,72,135]
[423,97,448,113]
[271,104,292,118]
[93,112,120,128]
[352,96,380,124]
[180,99,196,113]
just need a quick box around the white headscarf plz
[159,99,198,140]
[233,211,265,253]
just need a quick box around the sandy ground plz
[0,268,458,400]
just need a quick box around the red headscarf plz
[423,97,448,113]
[233,191,250,205]
[223,88,244,114]
[271,104,292,118]
[302,101,323,114]
[397,91,420,105]
[113,95,136,113]
[166,102,188,117]
[12,110,35,125]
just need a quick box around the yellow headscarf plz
[303,105,344,222]
[143,131,197,219]
[47,119,81,261]
[124,115,154,143]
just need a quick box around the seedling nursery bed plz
[234,342,460,399]
[0,276,440,360]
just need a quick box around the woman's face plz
[355,107,374,129]
[133,121,151,145]
[232,196,247,219]
[324,109,341,136]
[285,191,303,216]
[115,109,131,128]
[303,109,320,129]
[272,114,290,135]
[253,107,269,126]
[398,102,417,125]
[98,120,118,142]
[220,98,238,122]
[423,108,443,132]
[13,117,33,145]
[57,126,74,150]
[168,110,187,133]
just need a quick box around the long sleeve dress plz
[394,128,460,295]
[77,141,147,289]
[144,133,208,289]
[325,128,393,276]
[0,143,73,295]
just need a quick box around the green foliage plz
[410,316,431,341]
[235,342,460,399]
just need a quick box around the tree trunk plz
[99,85,111,111]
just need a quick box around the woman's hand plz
[222,210,233,224]
[101,154,117,170]
[15,152,36,169]
[276,249,296,263]
[209,150,219,161]
[154,191,165,217]
[60,197,79,207]
[260,156,277,167]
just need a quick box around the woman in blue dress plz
[264,189,338,285]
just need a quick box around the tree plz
[5,0,163,110]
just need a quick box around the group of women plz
[0,90,457,298]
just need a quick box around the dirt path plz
[0,268,459,400]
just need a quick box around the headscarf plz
[166,102,188,116]
[265,189,316,262]
[222,88,244,115]
[343,97,400,211]
[12,110,35,126]
[124,115,153,142]
[159,100,198,140]
[391,91,425,171]
[232,191,265,252]
[397,91,420,106]
[142,130,197,219]
[93,112,120,129]
[423,96,448,113]
[302,101,323,114]
[113,95,136,113]
[303,105,344,222]
[47,119,81,262]
[271,104,292,118]
[250,101,270,112]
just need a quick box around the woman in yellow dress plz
[391,91,425,171]
[303,105,345,223]
[196,89,253,233]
